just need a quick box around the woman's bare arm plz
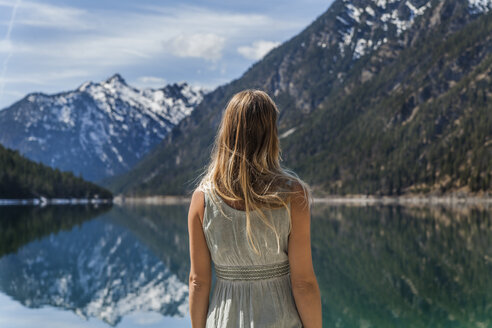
[188,189,212,328]
[288,183,322,328]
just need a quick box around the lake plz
[0,202,491,327]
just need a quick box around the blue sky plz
[0,0,334,109]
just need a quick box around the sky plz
[0,0,334,109]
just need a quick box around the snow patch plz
[353,38,373,59]
[365,6,375,16]
[468,0,492,13]
[280,127,296,139]
[345,3,363,23]
[372,0,399,9]
[330,0,435,61]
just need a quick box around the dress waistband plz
[214,260,290,280]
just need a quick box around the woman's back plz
[203,186,290,266]
[187,89,321,328]
[201,186,302,327]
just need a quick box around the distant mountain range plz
[105,0,492,197]
[0,74,206,182]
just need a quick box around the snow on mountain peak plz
[333,0,434,60]
[0,74,207,181]
[332,0,492,61]
[468,0,492,13]
[104,73,127,85]
[77,81,94,92]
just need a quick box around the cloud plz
[0,69,90,84]
[0,40,14,53]
[0,6,280,66]
[0,1,314,108]
[237,40,280,60]
[135,76,168,89]
[0,0,91,30]
[0,3,300,67]
[0,0,22,101]
[165,33,225,61]
[0,89,24,98]
[129,312,165,325]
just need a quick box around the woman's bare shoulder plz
[189,188,206,224]
[288,180,309,209]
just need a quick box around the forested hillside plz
[0,143,112,199]
[106,0,492,197]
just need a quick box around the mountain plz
[0,74,206,182]
[0,143,112,199]
[106,0,492,197]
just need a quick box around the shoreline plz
[312,195,492,206]
[113,194,492,206]
[113,195,191,205]
[0,198,113,206]
[4,194,492,207]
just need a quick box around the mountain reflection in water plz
[0,204,189,327]
[311,204,492,327]
[0,203,491,327]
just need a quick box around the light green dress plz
[202,187,303,328]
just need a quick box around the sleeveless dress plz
[202,187,303,328]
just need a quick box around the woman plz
[187,89,322,327]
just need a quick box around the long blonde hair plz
[196,89,311,255]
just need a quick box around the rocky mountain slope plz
[0,74,205,182]
[106,0,492,196]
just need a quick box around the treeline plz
[0,205,112,257]
[281,10,492,196]
[0,143,112,199]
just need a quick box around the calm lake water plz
[0,203,491,327]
